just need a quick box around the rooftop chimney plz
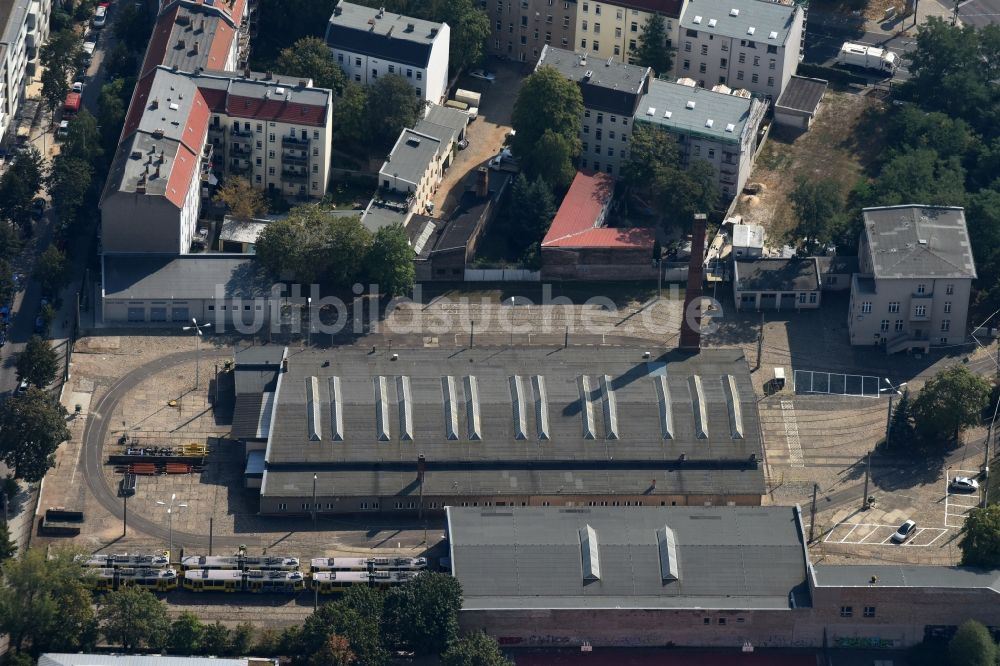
[476,166,489,198]
[193,41,199,54]
[679,213,708,351]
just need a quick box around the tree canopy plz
[442,631,514,666]
[16,336,59,389]
[910,365,991,447]
[298,599,386,666]
[511,66,583,189]
[364,224,416,297]
[0,388,70,482]
[276,36,348,95]
[214,176,269,221]
[789,177,846,252]
[959,504,1000,568]
[98,586,170,651]
[509,174,556,243]
[383,572,463,655]
[631,13,672,77]
[948,619,998,666]
[34,246,69,299]
[368,74,425,149]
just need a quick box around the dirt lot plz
[734,92,883,251]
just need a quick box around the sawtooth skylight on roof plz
[657,526,680,582]
[725,123,736,132]
[705,119,714,128]
[579,524,601,580]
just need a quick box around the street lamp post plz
[156,493,187,563]
[182,318,212,389]
[306,297,312,347]
[881,378,908,446]
[508,297,515,346]
[312,473,317,530]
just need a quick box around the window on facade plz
[700,44,708,55]
[594,22,600,33]
[736,70,743,80]
[944,302,952,313]
[615,26,621,37]
[941,320,951,332]
[915,305,927,316]
[546,31,552,42]
[720,57,727,67]
[861,301,872,313]
[917,284,926,294]
[593,40,600,50]
[809,293,817,304]
[699,63,706,73]
[863,607,875,618]
[268,167,275,175]
[614,44,620,55]
[684,41,692,52]
[738,52,745,63]
[629,38,637,51]
[337,53,344,63]
[767,44,777,54]
[546,14,552,22]
[521,15,528,26]
[798,293,806,304]
[593,161,600,171]
[406,68,413,77]
[683,59,690,70]
[751,73,759,83]
[582,1,588,10]
[718,618,727,626]
[595,128,602,140]
[562,37,568,45]
[753,55,760,66]
[946,284,954,294]
[521,35,527,44]
[840,606,853,618]
[769,59,776,70]
[721,42,728,51]
[767,76,774,87]
[880,320,889,332]
[595,3,601,13]
[582,19,588,30]
[581,38,587,48]
[895,320,904,331]
[354,74,361,81]
[583,124,589,134]
[607,147,613,157]
[564,16,570,27]
[888,302,899,313]
[278,503,287,510]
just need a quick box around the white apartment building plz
[677,0,804,99]
[0,0,51,144]
[635,79,765,198]
[848,206,976,353]
[102,67,333,254]
[537,45,651,177]
[576,0,686,75]
[325,0,450,106]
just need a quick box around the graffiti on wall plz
[834,636,895,649]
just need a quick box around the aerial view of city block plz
[0,0,997,664]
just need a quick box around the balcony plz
[280,169,308,183]
[229,159,251,176]
[281,134,310,147]
[209,122,224,134]
[282,152,308,166]
[229,143,252,156]
[230,126,253,138]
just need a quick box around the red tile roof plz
[226,95,328,127]
[542,171,655,250]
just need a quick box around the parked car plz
[92,5,107,27]
[457,138,468,150]
[891,519,917,543]
[468,69,496,82]
[57,120,70,139]
[15,379,28,394]
[82,40,96,65]
[948,476,980,493]
[71,81,84,93]
[488,147,519,172]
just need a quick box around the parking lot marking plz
[944,468,982,529]
[822,522,948,547]
[779,400,804,468]
[837,523,861,543]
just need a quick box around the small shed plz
[733,257,822,311]
[731,223,765,258]
[774,76,828,130]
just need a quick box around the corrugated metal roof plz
[448,506,810,610]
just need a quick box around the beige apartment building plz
[576,0,686,75]
[485,0,578,63]
[848,206,976,354]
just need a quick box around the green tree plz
[113,2,152,53]
[657,159,720,228]
[298,602,386,666]
[34,246,68,299]
[0,258,13,305]
[14,146,44,196]
[0,223,20,262]
[0,522,16,564]
[98,586,170,651]
[63,109,103,164]
[0,388,69,482]
[885,389,915,450]
[511,67,583,185]
[214,176,268,221]
[199,621,231,656]
[309,634,355,666]
[432,0,490,73]
[911,365,991,446]
[442,631,514,666]
[368,74,425,149]
[0,547,97,654]
[48,156,94,227]
[255,207,372,286]
[167,612,205,655]
[0,168,38,234]
[104,42,137,81]
[364,224,415,297]
[958,504,1000,568]
[869,149,967,208]
[509,174,556,241]
[333,82,369,147]
[228,622,255,656]
[39,29,82,114]
[339,584,384,626]
[98,78,131,156]
[631,13,672,76]
[16,336,59,389]
[383,572,463,655]
[789,177,846,251]
[948,619,998,666]
[251,0,340,63]
[41,65,70,115]
[277,36,347,95]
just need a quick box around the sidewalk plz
[863,0,959,37]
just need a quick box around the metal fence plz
[793,370,882,397]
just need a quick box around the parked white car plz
[468,69,496,82]
[948,476,979,493]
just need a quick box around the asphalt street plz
[805,20,917,81]
[956,0,1000,27]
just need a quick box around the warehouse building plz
[447,505,1000,649]
[249,347,766,514]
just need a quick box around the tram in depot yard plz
[91,566,179,592]
[309,556,428,572]
[179,554,301,571]
[182,568,307,594]
[311,570,418,594]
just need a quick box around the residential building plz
[324,0,450,106]
[848,205,976,353]
[537,45,651,176]
[485,0,577,64]
[677,0,805,99]
[733,257,821,311]
[541,170,656,279]
[575,0,686,74]
[635,79,765,198]
[0,0,52,145]
[102,67,333,254]
[447,505,1000,649]
[774,74,826,129]
[240,346,766,513]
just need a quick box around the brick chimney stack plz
[679,213,708,351]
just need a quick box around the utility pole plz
[311,473,318,530]
[209,517,214,556]
[469,320,474,348]
[861,451,872,510]
[417,454,426,521]
[809,483,817,543]
[755,312,764,370]
[885,393,894,445]
[122,494,127,537]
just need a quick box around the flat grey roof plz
[681,0,800,46]
[361,199,411,232]
[381,128,442,186]
[734,258,819,292]
[448,506,810,610]
[862,205,976,280]
[260,347,765,498]
[732,223,764,249]
[220,218,269,246]
[421,104,469,137]
[775,76,827,114]
[812,565,1000,592]
[103,255,273,301]
[325,0,444,68]
[537,45,651,116]
[236,345,285,367]
[0,0,29,47]
[637,80,756,144]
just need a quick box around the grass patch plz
[327,176,376,211]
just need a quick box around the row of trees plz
[884,365,992,450]
[253,203,416,296]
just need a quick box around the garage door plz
[171,307,189,322]
[149,307,167,322]
[127,307,145,322]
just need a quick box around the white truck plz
[453,88,481,120]
[835,42,898,75]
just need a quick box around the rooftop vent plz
[664,110,672,119]
[406,22,414,31]
[730,7,740,15]
[152,128,165,139]
[377,6,385,18]
[406,137,421,147]
[686,100,696,109]
[584,69,594,79]
[657,526,679,582]
[430,27,438,37]
[130,150,142,159]
[646,106,656,115]
[708,18,717,27]
[579,525,601,581]
[275,86,285,95]
[169,102,180,111]
[705,118,714,127]
[693,14,702,23]
[768,30,778,39]
[177,38,185,49]
[747,26,755,35]
[725,122,735,132]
